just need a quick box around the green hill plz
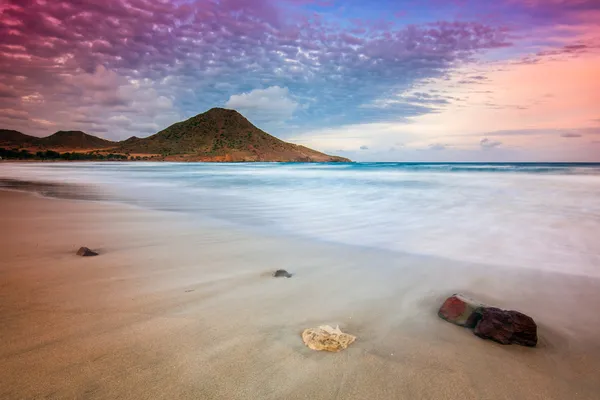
[115,108,349,162]
[38,131,115,149]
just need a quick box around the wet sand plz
[1,189,599,399]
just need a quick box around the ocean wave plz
[2,161,600,277]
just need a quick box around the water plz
[2,162,600,277]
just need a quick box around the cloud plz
[72,117,102,124]
[0,83,19,98]
[458,79,484,85]
[31,118,55,126]
[69,65,122,93]
[130,122,160,133]
[108,115,132,127]
[6,62,181,138]
[428,143,447,151]
[0,0,511,138]
[21,93,44,104]
[509,0,600,25]
[402,92,452,106]
[478,128,600,137]
[537,44,591,57]
[480,138,502,149]
[225,86,299,123]
[561,132,582,138]
[362,90,457,115]
[480,128,563,137]
[0,108,29,121]
[360,145,369,150]
[289,121,423,153]
[457,74,490,85]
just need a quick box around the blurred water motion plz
[2,162,600,277]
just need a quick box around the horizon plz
[1,0,599,162]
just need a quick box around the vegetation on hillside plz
[0,130,115,150]
[114,108,350,162]
[40,131,116,149]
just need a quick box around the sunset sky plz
[1,0,599,161]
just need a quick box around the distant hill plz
[1,108,350,162]
[114,108,349,162]
[0,129,115,150]
[0,129,38,147]
[38,131,115,149]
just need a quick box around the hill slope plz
[114,108,349,162]
[0,129,115,150]
[0,129,39,147]
[38,131,115,149]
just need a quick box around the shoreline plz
[2,176,598,281]
[0,178,111,201]
[1,189,600,399]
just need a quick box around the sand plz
[1,189,599,399]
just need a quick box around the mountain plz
[0,129,39,147]
[1,108,350,162]
[0,129,115,150]
[115,108,349,162]
[38,131,115,149]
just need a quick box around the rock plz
[471,307,538,347]
[273,269,292,278]
[76,247,98,257]
[438,294,538,347]
[438,293,485,327]
[301,325,356,352]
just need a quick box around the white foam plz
[3,162,600,277]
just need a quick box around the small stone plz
[273,269,292,278]
[472,307,538,347]
[438,293,485,327]
[76,247,98,257]
[301,325,356,352]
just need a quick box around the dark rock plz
[438,294,538,347]
[76,247,98,257]
[438,293,485,327]
[273,269,292,278]
[471,307,538,347]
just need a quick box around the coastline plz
[1,188,600,399]
[0,159,353,163]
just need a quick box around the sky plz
[0,0,599,161]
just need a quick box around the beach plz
[1,186,600,399]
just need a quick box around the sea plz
[2,162,600,277]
